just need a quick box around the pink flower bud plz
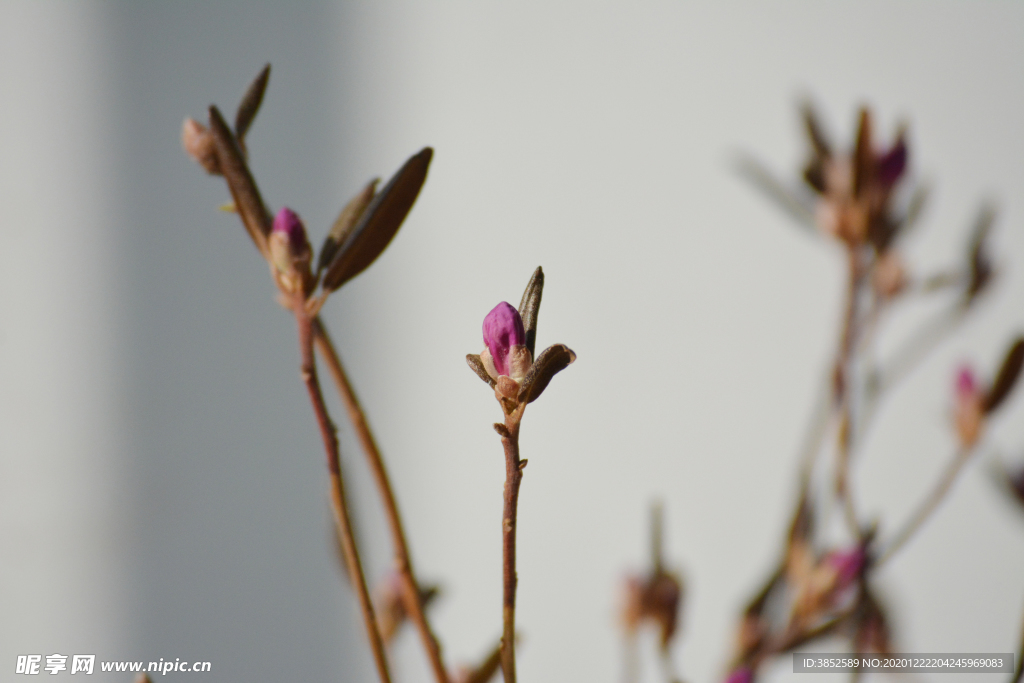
[825,546,865,589]
[954,365,985,447]
[272,207,310,254]
[956,366,979,400]
[483,302,526,376]
[876,138,907,187]
[268,207,313,296]
[724,667,754,683]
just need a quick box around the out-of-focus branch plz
[312,317,449,683]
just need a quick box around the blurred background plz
[2,2,1023,681]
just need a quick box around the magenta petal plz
[273,207,309,252]
[483,302,525,376]
[877,139,907,187]
[956,366,978,399]
[827,547,865,587]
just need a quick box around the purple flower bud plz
[724,667,754,683]
[956,366,979,400]
[876,138,907,187]
[826,546,865,588]
[483,302,526,376]
[273,207,309,254]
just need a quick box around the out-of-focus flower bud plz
[954,366,985,448]
[182,118,221,175]
[872,251,906,299]
[794,544,866,621]
[619,571,683,651]
[724,666,754,683]
[269,207,313,297]
[823,546,866,592]
[876,136,907,188]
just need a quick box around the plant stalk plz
[311,317,450,683]
[500,413,524,683]
[296,308,392,683]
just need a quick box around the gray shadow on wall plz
[109,4,374,680]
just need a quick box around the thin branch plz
[876,447,973,567]
[835,247,866,540]
[500,413,525,683]
[312,317,450,683]
[295,309,392,683]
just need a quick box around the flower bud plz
[482,302,527,377]
[876,136,907,188]
[182,118,221,175]
[724,667,754,683]
[269,207,313,296]
[824,545,866,591]
[954,366,984,447]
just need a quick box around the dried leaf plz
[967,204,996,300]
[852,107,873,197]
[466,354,496,388]
[322,147,433,291]
[518,343,575,404]
[517,266,544,356]
[317,178,379,276]
[984,337,1024,413]
[801,101,832,160]
[235,63,271,149]
[207,105,272,257]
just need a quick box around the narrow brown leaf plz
[466,354,496,388]
[853,107,873,197]
[322,147,433,291]
[967,203,996,300]
[984,337,1024,413]
[317,178,379,276]
[235,63,271,148]
[518,343,575,404]
[517,266,544,356]
[207,105,272,258]
[801,101,831,159]
[735,155,817,229]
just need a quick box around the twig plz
[500,412,525,683]
[311,317,450,683]
[876,447,973,567]
[295,307,392,683]
[835,247,866,540]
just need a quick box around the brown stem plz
[877,447,973,567]
[835,246,865,539]
[500,413,524,683]
[296,309,392,683]
[312,318,450,683]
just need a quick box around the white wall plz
[1,2,1022,682]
